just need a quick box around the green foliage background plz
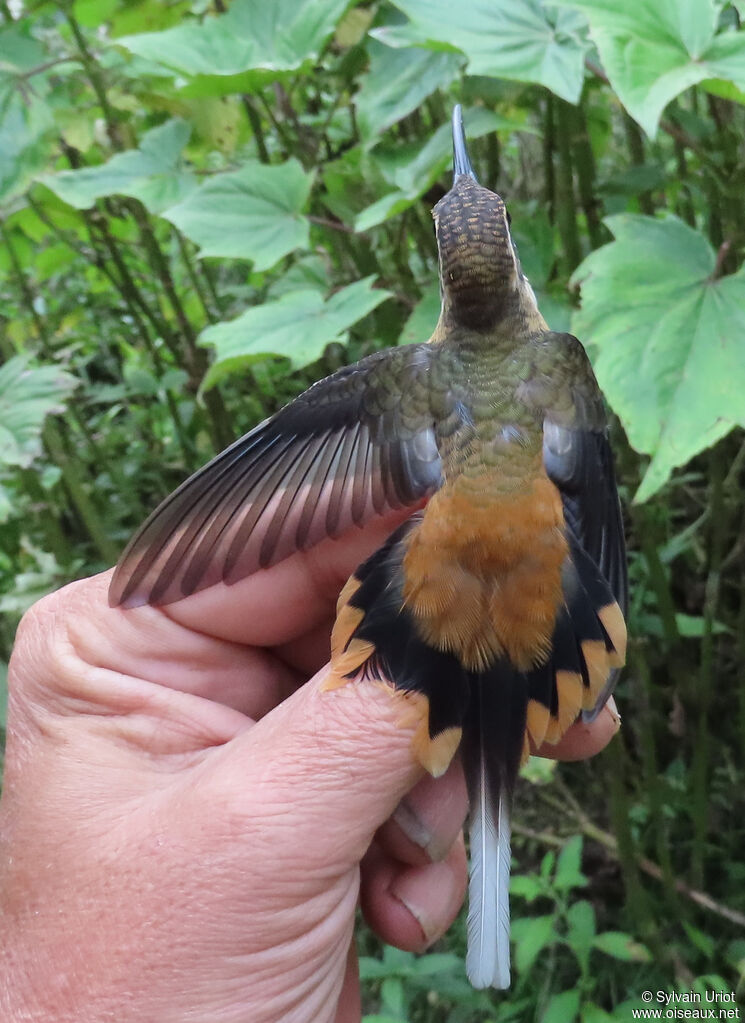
[1,0,745,1018]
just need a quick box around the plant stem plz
[623,114,655,215]
[554,100,582,270]
[64,11,122,151]
[126,201,233,449]
[241,95,270,163]
[605,735,655,940]
[691,442,726,887]
[632,504,680,645]
[543,94,556,225]
[570,100,604,250]
[512,820,745,927]
[174,229,218,322]
[80,211,195,465]
[631,646,679,913]
[673,136,696,228]
[19,467,75,567]
[0,219,52,354]
[43,421,119,564]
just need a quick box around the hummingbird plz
[109,106,627,990]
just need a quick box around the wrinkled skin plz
[0,512,619,1023]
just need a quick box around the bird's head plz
[433,107,535,331]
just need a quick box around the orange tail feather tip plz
[556,669,584,731]
[526,697,550,749]
[324,565,463,777]
[398,691,462,777]
[323,579,371,691]
[335,574,362,616]
[598,601,627,668]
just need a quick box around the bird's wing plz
[109,344,443,607]
[520,332,627,717]
[537,333,627,613]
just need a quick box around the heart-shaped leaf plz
[116,0,348,82]
[556,0,745,136]
[199,276,391,385]
[39,120,195,214]
[378,0,589,103]
[0,356,77,468]
[163,159,313,268]
[572,214,745,501]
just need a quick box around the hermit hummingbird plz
[110,106,627,990]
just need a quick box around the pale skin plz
[0,511,620,1023]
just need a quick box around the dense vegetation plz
[1,0,745,1018]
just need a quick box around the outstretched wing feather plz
[109,345,444,608]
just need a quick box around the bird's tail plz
[327,514,471,777]
[463,668,523,989]
[327,517,626,988]
[461,533,627,989]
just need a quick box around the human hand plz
[0,513,619,1023]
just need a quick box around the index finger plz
[160,508,413,647]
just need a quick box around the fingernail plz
[392,789,465,863]
[389,859,458,947]
[605,695,621,729]
[391,760,469,863]
[393,798,434,855]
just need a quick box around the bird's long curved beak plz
[452,104,477,182]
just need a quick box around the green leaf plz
[593,931,652,962]
[398,282,440,346]
[354,190,415,232]
[540,850,556,879]
[682,921,716,959]
[554,835,587,891]
[581,1006,615,1023]
[358,956,397,981]
[511,914,557,974]
[555,0,745,136]
[356,107,526,231]
[380,977,406,1015]
[572,214,745,501]
[407,952,462,975]
[108,0,193,37]
[565,899,596,973]
[375,107,532,196]
[39,120,196,214]
[164,159,313,268]
[675,613,729,638]
[510,206,555,287]
[382,945,414,969]
[701,76,745,106]
[510,874,545,901]
[0,25,56,205]
[355,39,462,144]
[116,0,348,82]
[534,288,572,333]
[598,163,667,198]
[199,276,391,384]
[73,0,119,27]
[0,356,77,468]
[520,753,558,785]
[361,1016,409,1023]
[542,989,580,1023]
[381,0,589,103]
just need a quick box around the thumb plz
[227,666,427,871]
